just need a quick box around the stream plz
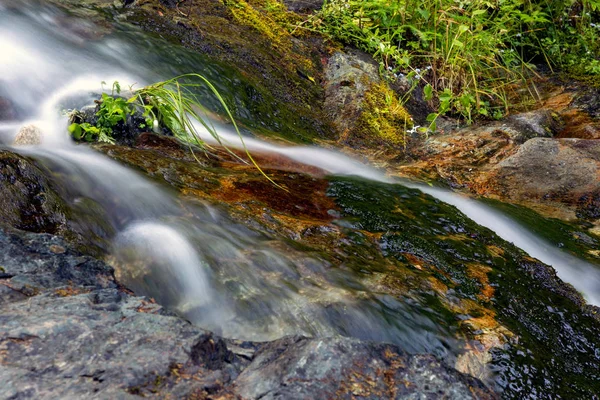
[2,2,600,397]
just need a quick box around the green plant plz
[68,74,275,185]
[69,82,131,144]
[304,0,600,131]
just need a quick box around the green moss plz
[327,177,600,398]
[124,1,331,143]
[227,0,287,48]
[356,82,412,146]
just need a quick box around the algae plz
[327,177,600,398]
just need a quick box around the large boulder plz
[483,138,600,221]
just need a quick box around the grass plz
[70,74,277,185]
[303,0,600,130]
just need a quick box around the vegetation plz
[69,74,272,182]
[356,81,413,145]
[305,0,600,130]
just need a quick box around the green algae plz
[483,198,600,267]
[327,176,600,398]
[120,1,331,144]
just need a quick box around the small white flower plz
[153,119,160,133]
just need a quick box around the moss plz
[226,0,314,73]
[227,0,287,48]
[327,177,600,398]
[356,82,413,146]
[124,0,332,143]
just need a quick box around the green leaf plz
[423,84,433,101]
[68,123,83,140]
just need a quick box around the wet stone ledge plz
[0,225,494,399]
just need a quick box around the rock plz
[0,149,115,254]
[323,49,381,138]
[0,224,493,399]
[13,124,42,145]
[0,226,116,295]
[504,109,562,144]
[0,150,67,233]
[232,336,495,399]
[483,138,600,220]
[323,49,412,146]
[282,0,324,13]
[0,96,17,121]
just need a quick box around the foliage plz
[68,74,274,184]
[69,82,130,144]
[305,0,600,130]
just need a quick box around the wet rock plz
[232,336,495,399]
[282,0,324,13]
[127,0,332,142]
[0,150,67,233]
[0,224,492,399]
[483,138,600,221]
[13,124,42,145]
[0,96,17,121]
[0,226,116,294]
[328,177,600,398]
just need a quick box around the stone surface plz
[0,225,493,399]
[323,49,381,138]
[504,109,562,143]
[233,336,495,399]
[13,124,42,146]
[0,150,67,233]
[483,138,600,221]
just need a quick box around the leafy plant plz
[304,0,600,130]
[68,74,275,185]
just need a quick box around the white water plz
[196,121,600,306]
[1,1,599,351]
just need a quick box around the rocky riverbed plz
[2,0,600,398]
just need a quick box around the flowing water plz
[2,0,600,374]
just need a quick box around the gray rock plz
[0,226,116,295]
[13,124,42,146]
[486,138,600,220]
[323,49,381,138]
[233,335,495,399]
[504,109,562,144]
[0,225,495,399]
